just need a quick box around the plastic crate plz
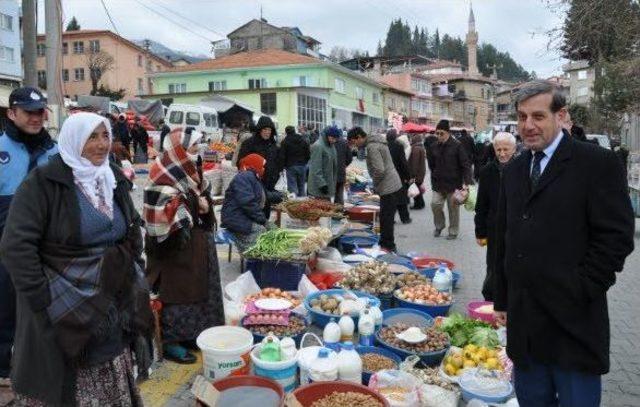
[244,258,308,291]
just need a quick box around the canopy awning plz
[200,94,256,114]
[402,122,435,133]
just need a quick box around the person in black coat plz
[494,81,634,406]
[158,119,171,152]
[113,114,131,152]
[473,132,516,301]
[456,129,476,171]
[280,125,310,197]
[237,116,283,218]
[386,129,412,224]
[333,133,353,204]
[130,117,149,159]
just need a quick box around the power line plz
[154,0,225,39]
[132,0,217,44]
[100,0,120,35]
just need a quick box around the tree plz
[568,104,590,127]
[382,19,413,56]
[432,29,441,57]
[66,16,80,31]
[94,85,126,101]
[376,40,384,57]
[328,46,369,62]
[561,0,640,63]
[85,51,115,95]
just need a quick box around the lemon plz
[445,363,457,376]
[464,344,478,353]
[463,359,476,368]
[486,358,499,370]
[452,354,464,368]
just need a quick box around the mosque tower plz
[466,2,479,76]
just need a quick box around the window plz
[74,68,85,81]
[37,70,46,88]
[138,54,143,67]
[168,83,187,93]
[203,113,217,128]
[0,13,13,31]
[36,43,46,57]
[186,112,200,126]
[355,86,364,99]
[577,70,587,80]
[156,65,161,72]
[293,76,312,87]
[260,93,277,115]
[73,41,84,54]
[372,92,380,105]
[577,87,589,97]
[146,59,152,71]
[0,46,14,63]
[62,42,68,55]
[89,40,100,53]
[297,94,326,131]
[248,78,267,89]
[481,88,485,99]
[208,80,227,91]
[169,110,183,124]
[62,69,69,82]
[137,78,144,94]
[334,78,346,94]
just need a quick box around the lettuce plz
[469,327,500,348]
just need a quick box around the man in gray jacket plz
[348,127,402,252]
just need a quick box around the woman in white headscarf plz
[0,112,152,406]
[144,127,224,364]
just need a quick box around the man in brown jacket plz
[408,134,427,209]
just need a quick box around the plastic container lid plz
[342,342,354,351]
[318,348,330,358]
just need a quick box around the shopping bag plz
[407,183,420,198]
[463,185,477,212]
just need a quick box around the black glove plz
[320,185,329,195]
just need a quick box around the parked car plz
[166,103,223,142]
[586,134,612,149]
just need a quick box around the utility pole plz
[22,0,37,87]
[45,0,63,136]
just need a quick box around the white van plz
[166,104,223,143]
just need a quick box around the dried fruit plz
[310,391,382,407]
[338,261,397,295]
[378,323,449,353]
[361,353,398,372]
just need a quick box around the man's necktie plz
[530,151,545,187]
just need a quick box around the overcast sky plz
[43,0,567,78]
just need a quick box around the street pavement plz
[2,170,638,406]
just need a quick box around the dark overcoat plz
[494,135,635,375]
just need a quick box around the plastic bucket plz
[210,375,285,407]
[251,345,298,393]
[197,326,254,381]
[297,333,326,386]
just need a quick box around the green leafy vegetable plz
[469,327,500,348]
[243,229,307,259]
[438,312,492,347]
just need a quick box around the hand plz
[198,196,210,214]
[494,311,507,326]
[320,185,329,195]
[476,238,487,247]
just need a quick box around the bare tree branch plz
[85,51,115,95]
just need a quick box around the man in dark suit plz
[494,80,635,406]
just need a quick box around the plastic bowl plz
[467,301,495,324]
[459,368,514,403]
[394,295,453,318]
[374,330,449,366]
[411,256,456,270]
[209,375,284,406]
[291,381,389,406]
[304,289,381,328]
[355,346,402,385]
[346,206,379,223]
[339,235,379,253]
[376,254,416,271]
[243,313,310,347]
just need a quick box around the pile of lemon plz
[443,344,502,376]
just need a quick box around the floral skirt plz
[15,348,143,406]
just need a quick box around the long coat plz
[221,170,266,235]
[474,160,501,300]
[334,138,353,183]
[388,138,411,206]
[365,134,402,196]
[307,134,338,199]
[0,155,144,405]
[494,135,635,375]
[408,135,426,185]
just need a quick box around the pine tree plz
[412,26,421,55]
[432,29,441,58]
[376,40,384,56]
[66,16,80,31]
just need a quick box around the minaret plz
[466,2,479,76]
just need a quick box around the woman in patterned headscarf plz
[0,112,152,406]
[144,128,224,364]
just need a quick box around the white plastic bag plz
[368,370,422,407]
[407,183,420,198]
[419,383,459,407]
[222,272,262,326]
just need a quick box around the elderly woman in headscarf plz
[0,112,153,406]
[221,153,268,253]
[144,128,224,364]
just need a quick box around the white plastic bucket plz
[297,332,326,386]
[251,345,298,392]
[196,326,254,381]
